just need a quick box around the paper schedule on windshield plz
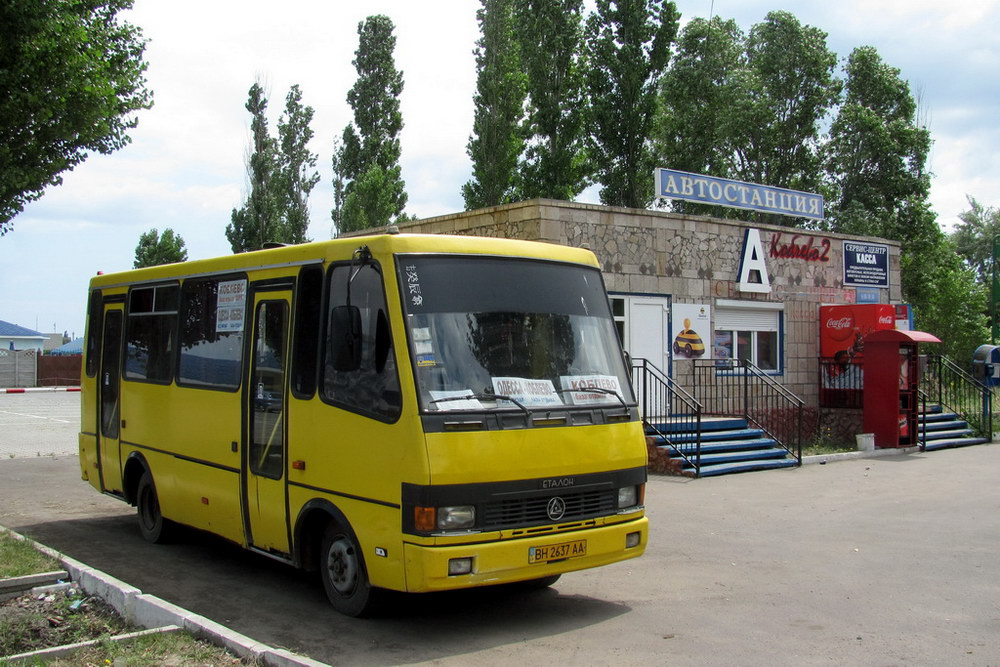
[428,390,484,410]
[559,375,622,405]
[491,377,563,407]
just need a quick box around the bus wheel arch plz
[294,500,378,617]
[122,452,150,506]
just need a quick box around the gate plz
[0,349,38,388]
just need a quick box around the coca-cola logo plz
[878,315,893,325]
[825,315,854,342]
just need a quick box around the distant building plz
[0,320,46,352]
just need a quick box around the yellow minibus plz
[79,232,648,615]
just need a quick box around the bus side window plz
[85,290,103,378]
[177,277,246,390]
[125,284,178,384]
[291,264,323,399]
[322,263,401,422]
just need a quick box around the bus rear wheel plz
[136,471,172,544]
[320,522,377,617]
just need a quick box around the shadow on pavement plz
[12,515,630,665]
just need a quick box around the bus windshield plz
[399,255,634,412]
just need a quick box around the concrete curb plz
[802,444,924,466]
[0,386,80,393]
[1,527,328,667]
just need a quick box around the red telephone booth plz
[862,330,941,448]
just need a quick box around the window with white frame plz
[713,301,782,371]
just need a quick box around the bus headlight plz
[617,485,639,509]
[437,505,475,530]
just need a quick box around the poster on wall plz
[671,304,711,360]
[843,241,889,288]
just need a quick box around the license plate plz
[529,540,587,563]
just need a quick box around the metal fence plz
[692,358,803,465]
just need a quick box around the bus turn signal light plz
[414,506,436,532]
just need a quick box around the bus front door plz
[243,291,292,554]
[98,304,124,493]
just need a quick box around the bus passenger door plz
[98,304,124,493]
[244,291,292,554]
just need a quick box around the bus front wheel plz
[136,471,171,544]
[320,522,377,617]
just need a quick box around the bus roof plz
[88,233,601,289]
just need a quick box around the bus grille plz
[481,489,616,529]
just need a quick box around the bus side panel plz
[79,370,100,489]
[166,456,243,543]
[121,382,243,542]
[287,399,428,592]
[288,486,407,592]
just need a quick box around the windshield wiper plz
[428,393,531,416]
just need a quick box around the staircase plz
[646,416,799,477]
[920,406,991,451]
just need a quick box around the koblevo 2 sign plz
[655,168,824,222]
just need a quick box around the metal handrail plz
[630,357,704,476]
[692,358,803,465]
[917,389,928,451]
[920,354,993,439]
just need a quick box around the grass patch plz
[0,530,251,665]
[0,531,58,579]
[802,440,857,457]
[0,585,133,656]
[48,630,250,666]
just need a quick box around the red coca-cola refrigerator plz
[819,304,896,359]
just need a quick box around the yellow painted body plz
[79,233,648,594]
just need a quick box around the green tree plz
[227,83,280,252]
[133,228,187,268]
[0,0,152,234]
[914,236,990,363]
[585,0,679,208]
[335,15,408,234]
[654,16,745,215]
[949,196,1000,284]
[655,11,838,225]
[737,11,839,219]
[822,46,935,315]
[515,0,590,201]
[463,0,527,210]
[277,84,319,244]
[825,46,931,238]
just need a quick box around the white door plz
[625,296,671,419]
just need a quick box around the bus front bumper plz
[402,516,648,593]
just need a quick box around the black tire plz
[319,521,378,617]
[136,470,171,544]
[519,574,561,589]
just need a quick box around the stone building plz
[395,198,902,418]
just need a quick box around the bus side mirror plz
[331,305,362,372]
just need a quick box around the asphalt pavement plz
[2,391,1000,665]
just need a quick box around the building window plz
[609,296,626,346]
[714,301,782,372]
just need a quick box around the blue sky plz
[2,0,998,337]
